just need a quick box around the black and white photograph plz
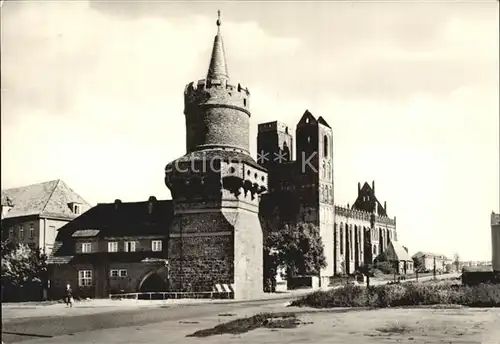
[1,0,499,343]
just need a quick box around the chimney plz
[148,196,157,214]
[114,199,122,210]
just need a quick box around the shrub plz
[293,284,367,308]
[290,281,500,308]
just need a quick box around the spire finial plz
[207,9,228,81]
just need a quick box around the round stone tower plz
[165,11,268,300]
[183,15,251,154]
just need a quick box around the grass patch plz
[186,312,306,337]
[291,281,500,308]
[376,323,414,334]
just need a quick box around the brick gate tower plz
[164,12,268,300]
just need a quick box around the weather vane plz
[217,10,221,27]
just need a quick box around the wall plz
[49,261,163,299]
[3,217,40,248]
[40,218,71,255]
[167,211,234,293]
[233,209,263,300]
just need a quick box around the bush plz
[290,281,500,308]
[292,284,367,308]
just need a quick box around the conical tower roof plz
[207,10,229,81]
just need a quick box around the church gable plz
[297,110,318,126]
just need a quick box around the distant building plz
[48,197,171,299]
[462,212,500,285]
[386,241,414,274]
[492,212,500,272]
[1,179,91,255]
[411,251,449,273]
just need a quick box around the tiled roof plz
[72,229,100,237]
[388,241,412,261]
[55,199,174,242]
[47,242,74,264]
[49,199,173,264]
[411,251,447,259]
[1,179,91,220]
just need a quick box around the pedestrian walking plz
[66,284,73,307]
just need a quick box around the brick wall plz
[168,211,234,292]
[233,210,263,300]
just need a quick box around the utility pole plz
[433,256,436,280]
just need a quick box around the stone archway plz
[138,271,168,293]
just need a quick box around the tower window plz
[307,136,311,143]
[243,98,247,106]
[323,135,328,157]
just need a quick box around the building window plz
[110,269,128,278]
[340,226,344,255]
[29,224,35,239]
[78,270,92,287]
[323,135,328,158]
[108,242,118,252]
[124,241,136,252]
[152,240,162,252]
[373,245,377,255]
[74,204,81,215]
[19,225,24,240]
[81,243,92,253]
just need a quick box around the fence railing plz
[109,291,233,300]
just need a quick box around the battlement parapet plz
[374,214,396,226]
[184,79,250,115]
[334,205,371,221]
[258,121,291,134]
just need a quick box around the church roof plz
[1,179,91,220]
[317,116,331,128]
[207,10,229,81]
[388,241,412,262]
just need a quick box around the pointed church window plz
[323,135,328,157]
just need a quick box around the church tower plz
[164,12,267,300]
[295,110,335,285]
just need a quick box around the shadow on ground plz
[186,312,311,337]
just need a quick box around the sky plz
[1,0,498,261]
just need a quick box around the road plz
[1,273,460,343]
[1,296,298,343]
